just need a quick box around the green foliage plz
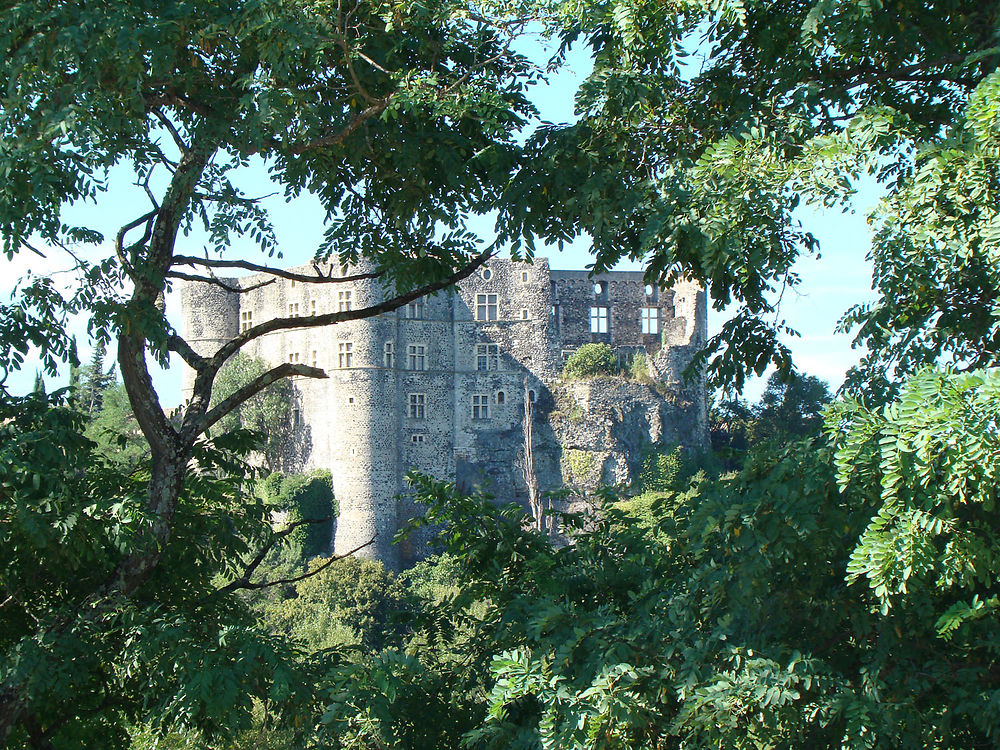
[561,447,601,485]
[260,471,336,561]
[321,650,479,750]
[78,338,115,415]
[755,371,833,443]
[636,443,686,493]
[627,350,650,381]
[496,0,1000,390]
[832,368,1000,632]
[562,343,618,379]
[262,556,402,652]
[85,381,150,471]
[710,371,833,464]
[0,391,315,748]
[315,454,1000,749]
[212,355,295,473]
[0,3,554,734]
[4,2,1000,746]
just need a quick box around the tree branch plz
[288,96,392,155]
[172,255,382,284]
[166,333,206,371]
[190,362,328,441]
[178,250,491,450]
[166,269,276,294]
[216,514,334,595]
[219,536,377,593]
[152,109,188,155]
[211,250,491,368]
[114,209,158,272]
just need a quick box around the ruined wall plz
[178,257,710,569]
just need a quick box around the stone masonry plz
[180,257,708,569]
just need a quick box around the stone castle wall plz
[179,257,708,568]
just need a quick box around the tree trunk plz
[522,379,543,532]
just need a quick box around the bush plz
[262,556,403,651]
[261,471,336,560]
[563,343,618,379]
[638,444,687,492]
[628,350,651,381]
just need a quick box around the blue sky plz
[3,32,876,405]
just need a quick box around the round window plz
[481,267,492,281]
[644,284,655,297]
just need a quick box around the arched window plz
[496,390,506,405]
[528,389,537,403]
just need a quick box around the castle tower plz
[178,280,239,402]
[328,272,402,568]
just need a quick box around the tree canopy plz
[2,0,1000,747]
[501,0,1000,389]
[0,0,551,742]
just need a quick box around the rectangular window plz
[476,343,499,371]
[288,352,300,364]
[311,350,318,368]
[590,306,609,333]
[408,393,426,419]
[640,307,659,335]
[521,308,529,320]
[288,302,300,318]
[471,394,489,420]
[407,344,427,371]
[310,299,317,316]
[404,299,424,319]
[338,290,353,312]
[521,271,529,282]
[240,310,253,332]
[338,342,353,368]
[476,293,498,321]
[384,342,394,368]
[411,434,425,444]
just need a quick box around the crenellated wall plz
[178,257,709,569]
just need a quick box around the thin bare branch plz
[114,209,158,274]
[171,254,383,284]
[192,190,280,205]
[20,241,47,259]
[136,167,161,211]
[220,536,377,593]
[152,109,189,155]
[210,250,492,367]
[165,333,206,372]
[335,0,379,104]
[355,49,394,76]
[216,514,334,595]
[288,96,392,155]
[191,362,329,441]
[166,270,276,294]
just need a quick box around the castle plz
[180,257,708,569]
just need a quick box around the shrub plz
[563,343,618,379]
[261,470,336,559]
[263,556,402,651]
[638,444,686,492]
[628,350,651,381]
